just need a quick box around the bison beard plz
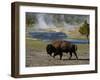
[46,40,78,60]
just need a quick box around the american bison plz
[46,40,78,60]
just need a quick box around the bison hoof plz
[69,58,71,60]
[76,58,78,60]
[53,56,55,58]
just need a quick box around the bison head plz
[46,44,56,56]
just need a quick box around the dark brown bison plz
[46,40,78,60]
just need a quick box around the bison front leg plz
[69,52,72,60]
[59,53,63,60]
[53,52,57,58]
[53,50,63,60]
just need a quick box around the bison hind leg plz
[73,52,78,60]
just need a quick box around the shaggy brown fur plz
[46,40,78,60]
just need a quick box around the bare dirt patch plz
[26,47,89,67]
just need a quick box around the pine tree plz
[79,20,89,39]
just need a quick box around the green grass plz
[26,39,46,51]
[26,38,89,55]
[77,44,89,55]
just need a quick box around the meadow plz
[26,38,89,67]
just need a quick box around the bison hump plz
[61,41,71,48]
[51,40,71,49]
[52,40,62,49]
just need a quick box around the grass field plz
[26,38,89,67]
[26,39,46,51]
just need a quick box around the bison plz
[46,40,78,60]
